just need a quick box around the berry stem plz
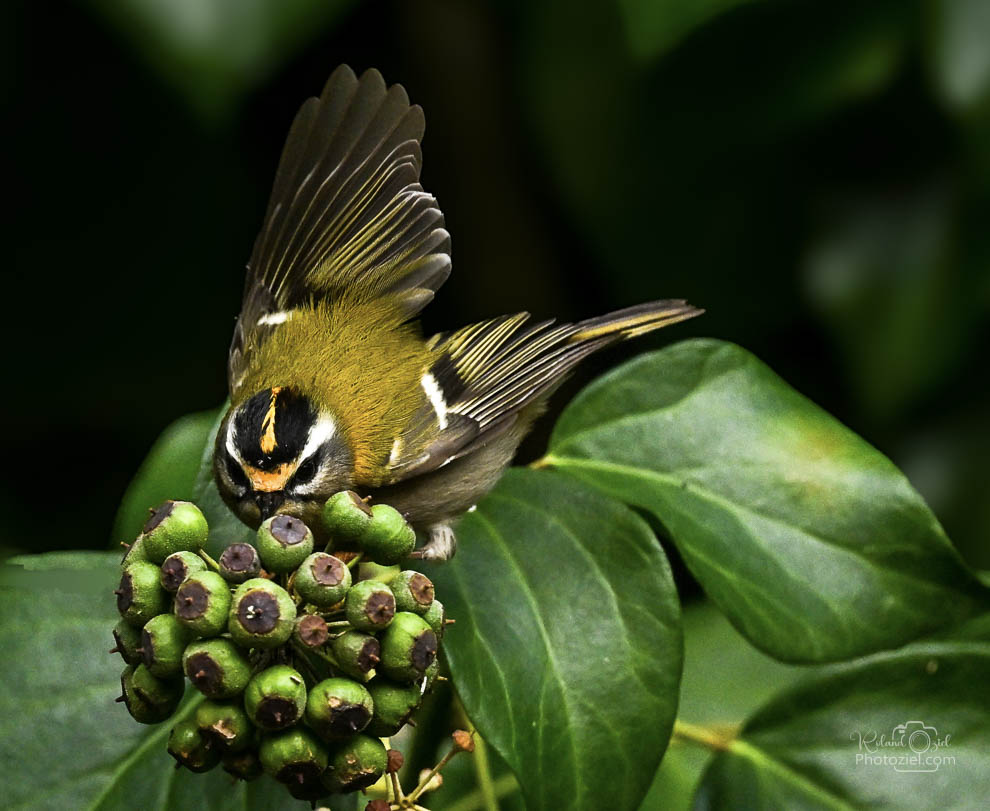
[346,552,364,569]
[196,549,221,573]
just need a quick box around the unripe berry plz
[323,734,387,793]
[364,679,422,737]
[218,543,261,584]
[257,515,314,573]
[119,664,183,724]
[345,580,395,632]
[116,561,167,627]
[305,678,373,741]
[244,665,307,731]
[174,571,231,637]
[142,500,208,564]
[182,638,252,699]
[259,728,329,801]
[380,612,438,683]
[391,570,435,615]
[294,553,351,607]
[330,630,381,681]
[120,534,148,567]
[293,614,329,648]
[195,701,254,752]
[223,749,263,782]
[111,619,143,665]
[321,490,373,544]
[160,550,206,592]
[358,504,416,564]
[167,719,220,773]
[141,614,190,677]
[228,578,296,649]
[422,598,447,639]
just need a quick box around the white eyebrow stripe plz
[299,415,337,462]
[257,310,292,327]
[421,372,448,430]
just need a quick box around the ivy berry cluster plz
[111,493,449,802]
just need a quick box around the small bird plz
[214,66,701,559]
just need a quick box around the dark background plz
[6,0,989,566]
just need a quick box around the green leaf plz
[191,404,255,556]
[84,0,354,121]
[0,552,350,809]
[547,339,990,662]
[694,631,990,808]
[423,469,683,811]
[112,409,220,546]
[642,601,802,810]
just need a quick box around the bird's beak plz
[254,491,285,519]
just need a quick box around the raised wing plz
[229,66,451,395]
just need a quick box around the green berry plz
[228,578,296,649]
[365,679,422,737]
[183,638,252,699]
[222,749,263,781]
[160,551,206,592]
[244,665,307,731]
[195,701,254,752]
[330,631,381,680]
[305,678,373,741]
[218,542,261,584]
[174,570,231,637]
[119,664,183,724]
[345,580,395,632]
[323,734,387,793]
[142,500,208,564]
[391,570,435,615]
[380,612,438,683]
[422,599,447,639]
[293,614,329,649]
[167,718,221,773]
[358,504,416,564]
[259,728,329,801]
[120,534,148,567]
[141,614,190,677]
[111,619,143,665]
[116,561,167,627]
[257,515,314,573]
[321,490,373,544]
[294,553,351,607]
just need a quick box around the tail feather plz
[570,300,704,342]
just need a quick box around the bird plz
[213,65,702,559]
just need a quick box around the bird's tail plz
[569,300,704,344]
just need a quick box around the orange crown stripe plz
[259,386,282,454]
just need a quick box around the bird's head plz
[214,386,354,528]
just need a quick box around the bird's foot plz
[410,523,457,561]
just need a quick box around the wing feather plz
[229,66,450,393]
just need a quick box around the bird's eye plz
[224,451,251,491]
[292,455,320,487]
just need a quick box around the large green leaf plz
[113,409,220,546]
[424,469,682,811]
[641,601,801,810]
[546,339,990,662]
[0,552,339,809]
[694,630,990,808]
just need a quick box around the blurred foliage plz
[6,0,989,570]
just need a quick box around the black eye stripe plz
[225,450,251,490]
